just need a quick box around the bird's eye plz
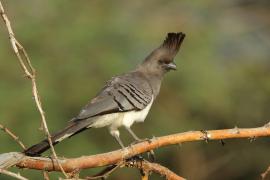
[159,60,170,65]
[158,60,166,64]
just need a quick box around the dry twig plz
[125,156,185,180]
[262,166,270,180]
[0,169,28,180]
[85,156,185,180]
[0,1,67,178]
[43,171,50,180]
[86,164,121,179]
[15,123,270,173]
[0,123,26,150]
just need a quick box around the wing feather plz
[74,72,153,120]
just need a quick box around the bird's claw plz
[131,138,153,145]
[220,139,225,146]
[127,154,144,161]
[128,137,155,162]
[200,130,210,143]
[147,150,155,162]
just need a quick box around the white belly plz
[90,96,154,129]
[121,96,154,128]
[90,113,122,128]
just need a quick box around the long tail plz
[24,121,89,156]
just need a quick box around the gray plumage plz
[76,72,153,120]
[24,32,185,156]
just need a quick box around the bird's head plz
[138,32,185,76]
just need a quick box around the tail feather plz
[24,121,89,156]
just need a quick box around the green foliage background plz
[0,0,270,179]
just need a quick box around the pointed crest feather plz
[162,32,185,53]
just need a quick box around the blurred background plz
[1,0,270,179]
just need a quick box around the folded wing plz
[74,72,153,121]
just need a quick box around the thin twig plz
[262,166,270,180]
[141,171,149,180]
[0,1,67,178]
[16,123,270,172]
[0,169,28,180]
[0,123,26,150]
[86,164,121,179]
[43,171,50,180]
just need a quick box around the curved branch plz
[16,123,270,172]
[124,157,185,180]
[85,157,185,180]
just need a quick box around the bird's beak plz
[166,62,177,70]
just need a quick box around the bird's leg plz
[125,127,155,161]
[125,127,152,144]
[109,128,145,160]
[114,135,125,149]
[125,126,141,141]
[110,129,125,149]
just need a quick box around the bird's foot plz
[200,130,210,143]
[147,149,155,162]
[126,151,155,163]
[131,137,153,145]
[127,154,144,161]
[129,138,155,162]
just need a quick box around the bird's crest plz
[161,32,185,54]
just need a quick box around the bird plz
[24,32,186,156]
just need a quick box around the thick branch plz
[16,124,270,172]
